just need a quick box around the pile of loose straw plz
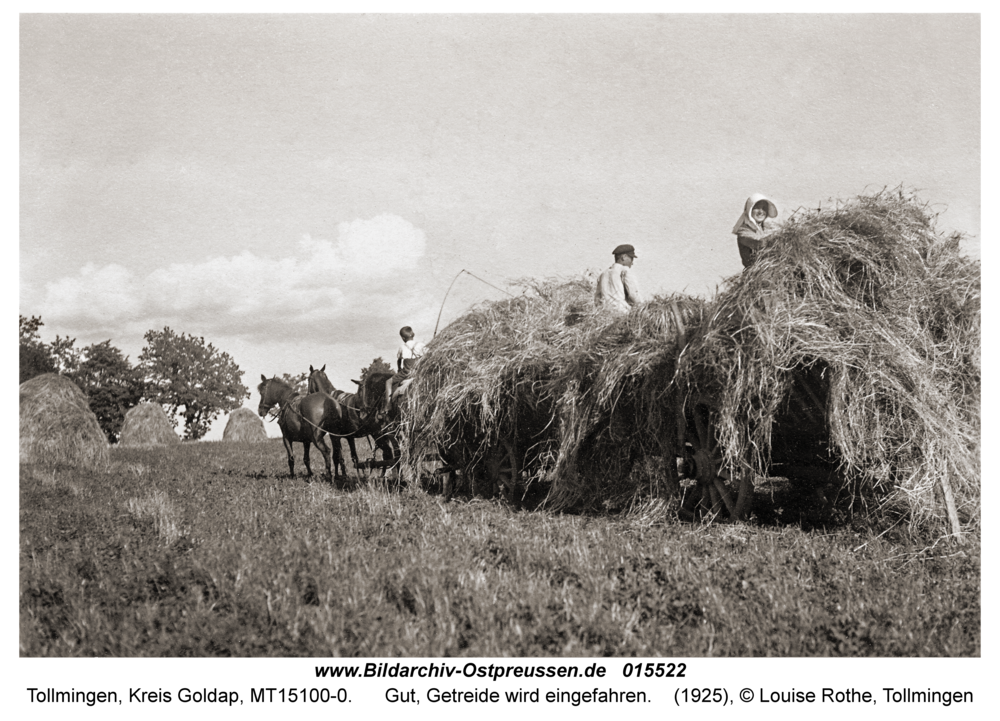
[675,189,980,534]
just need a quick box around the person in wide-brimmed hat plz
[595,244,642,312]
[733,193,779,269]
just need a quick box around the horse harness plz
[266,382,385,440]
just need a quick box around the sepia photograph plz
[18,9,983,717]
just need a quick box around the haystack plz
[403,277,704,509]
[118,402,180,447]
[674,189,980,536]
[19,373,109,468]
[223,407,267,442]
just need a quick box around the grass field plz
[20,438,979,657]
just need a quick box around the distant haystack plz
[118,402,180,447]
[223,407,267,442]
[19,373,109,468]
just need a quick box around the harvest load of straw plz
[118,402,181,447]
[403,278,594,491]
[402,277,704,509]
[545,294,705,509]
[674,189,980,535]
[223,407,268,442]
[19,373,109,468]
[404,189,978,535]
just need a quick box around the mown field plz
[20,438,979,657]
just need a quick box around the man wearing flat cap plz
[595,244,642,312]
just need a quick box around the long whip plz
[433,269,515,337]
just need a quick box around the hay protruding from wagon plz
[19,373,109,469]
[403,276,704,510]
[546,293,706,510]
[404,278,598,488]
[118,402,180,447]
[675,188,980,536]
[223,407,268,442]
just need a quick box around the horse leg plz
[377,436,400,488]
[303,441,313,477]
[332,437,347,483]
[283,436,295,477]
[346,436,360,470]
[313,432,335,486]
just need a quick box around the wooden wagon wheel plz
[427,438,466,501]
[486,437,522,505]
[361,431,401,486]
[412,449,451,497]
[679,400,752,522]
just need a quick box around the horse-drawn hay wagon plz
[400,190,976,537]
[402,366,559,504]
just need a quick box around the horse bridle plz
[258,379,286,422]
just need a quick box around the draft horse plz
[307,365,401,475]
[256,375,350,485]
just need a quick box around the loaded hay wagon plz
[668,190,980,538]
[402,190,978,539]
[402,278,706,510]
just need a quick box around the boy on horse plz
[383,326,426,413]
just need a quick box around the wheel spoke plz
[679,399,750,523]
[712,476,738,518]
[732,472,753,521]
[705,483,722,517]
[680,485,701,519]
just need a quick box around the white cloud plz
[331,213,426,276]
[43,263,143,322]
[34,214,428,342]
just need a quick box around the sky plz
[19,13,981,440]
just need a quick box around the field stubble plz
[20,439,978,657]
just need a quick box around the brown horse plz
[256,375,349,484]
[308,365,400,472]
[305,364,361,470]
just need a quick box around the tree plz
[19,314,44,345]
[359,357,393,385]
[139,327,249,440]
[49,335,82,375]
[19,315,83,382]
[19,315,55,384]
[280,372,309,394]
[70,340,146,443]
